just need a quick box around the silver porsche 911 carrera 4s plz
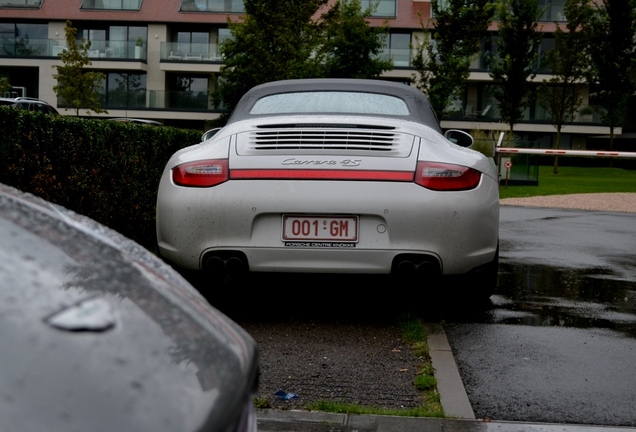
[156,78,499,298]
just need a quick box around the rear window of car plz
[249,91,410,116]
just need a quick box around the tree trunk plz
[553,127,561,174]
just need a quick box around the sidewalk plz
[257,324,636,432]
[257,409,636,432]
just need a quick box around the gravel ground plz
[241,320,425,410]
[500,192,636,213]
[233,193,636,411]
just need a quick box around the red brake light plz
[172,159,229,187]
[414,162,481,191]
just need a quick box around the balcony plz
[80,40,147,60]
[0,38,146,60]
[378,47,412,67]
[160,42,221,62]
[0,38,50,57]
[88,89,221,111]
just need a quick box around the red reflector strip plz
[230,169,414,181]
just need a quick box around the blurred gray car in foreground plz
[0,182,259,432]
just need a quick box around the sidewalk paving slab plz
[257,410,636,432]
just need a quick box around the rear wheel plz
[472,243,499,300]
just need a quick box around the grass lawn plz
[499,166,636,199]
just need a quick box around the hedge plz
[0,107,201,251]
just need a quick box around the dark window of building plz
[167,73,210,110]
[360,0,396,17]
[180,0,243,13]
[0,0,42,7]
[80,0,142,11]
[98,72,147,109]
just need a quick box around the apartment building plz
[0,0,617,149]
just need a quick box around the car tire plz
[472,243,499,300]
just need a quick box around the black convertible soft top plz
[227,78,442,133]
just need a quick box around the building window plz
[384,33,411,67]
[175,30,210,55]
[99,73,147,109]
[75,25,147,59]
[0,0,42,7]
[360,0,396,17]
[80,0,142,10]
[538,0,566,22]
[167,73,211,110]
[180,0,244,13]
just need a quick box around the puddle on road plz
[185,263,636,337]
[490,263,636,336]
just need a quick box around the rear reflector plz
[172,159,229,187]
[171,159,480,190]
[414,162,481,191]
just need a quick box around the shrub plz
[0,106,200,251]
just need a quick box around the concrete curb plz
[426,323,476,419]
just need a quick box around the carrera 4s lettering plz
[281,158,362,167]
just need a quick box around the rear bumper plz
[157,177,499,275]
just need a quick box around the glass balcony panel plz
[377,47,411,67]
[161,42,220,61]
[39,39,146,60]
[147,90,220,111]
[0,37,49,57]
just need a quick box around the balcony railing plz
[1,38,50,57]
[62,89,221,111]
[148,90,223,111]
[0,38,147,60]
[378,47,412,67]
[79,40,147,60]
[161,42,221,62]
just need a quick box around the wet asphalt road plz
[443,206,636,426]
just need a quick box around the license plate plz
[282,215,358,242]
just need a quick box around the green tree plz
[489,0,543,133]
[0,76,11,96]
[52,20,107,116]
[537,0,591,174]
[583,0,636,156]
[317,0,393,78]
[215,0,328,119]
[413,0,495,116]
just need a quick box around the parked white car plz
[157,78,500,298]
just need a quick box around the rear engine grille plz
[251,129,398,151]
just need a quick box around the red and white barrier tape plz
[496,148,636,158]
